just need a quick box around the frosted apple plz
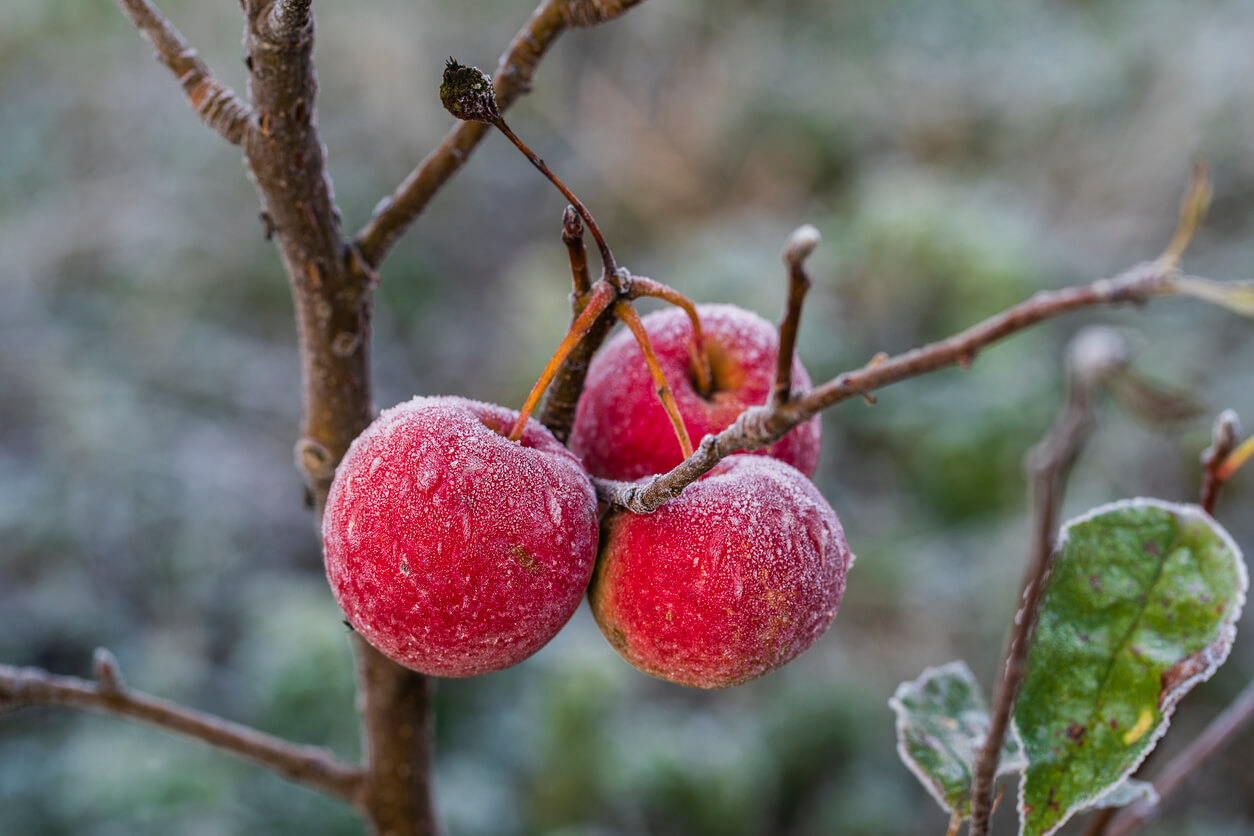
[570,304,821,480]
[323,396,599,677]
[589,455,851,688]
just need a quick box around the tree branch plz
[597,262,1243,513]
[235,4,438,833]
[1105,677,1254,836]
[774,224,820,407]
[1200,409,1241,514]
[968,328,1125,834]
[354,0,650,269]
[538,210,619,440]
[112,0,252,145]
[352,637,439,836]
[0,652,363,801]
[260,0,313,43]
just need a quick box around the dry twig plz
[967,328,1122,835]
[1200,410,1241,514]
[112,0,252,144]
[597,260,1217,512]
[774,224,820,407]
[0,655,363,801]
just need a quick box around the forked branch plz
[0,651,363,801]
[112,0,252,145]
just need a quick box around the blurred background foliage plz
[2,0,1253,833]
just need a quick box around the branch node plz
[92,648,126,695]
[295,437,338,483]
[260,0,314,46]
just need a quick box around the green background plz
[2,0,1252,833]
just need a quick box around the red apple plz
[569,303,821,480]
[322,395,599,677]
[589,455,851,688]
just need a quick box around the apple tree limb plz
[0,651,364,802]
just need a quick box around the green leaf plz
[889,660,1026,818]
[1015,498,1247,836]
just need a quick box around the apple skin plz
[322,395,599,677]
[570,303,821,480]
[588,455,851,689]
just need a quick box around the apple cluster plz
[322,303,852,689]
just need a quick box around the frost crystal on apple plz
[590,455,851,688]
[323,396,599,677]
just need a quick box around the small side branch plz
[562,206,592,299]
[603,261,1196,513]
[353,0,569,268]
[968,330,1119,835]
[111,0,252,145]
[1104,677,1254,836]
[0,653,363,801]
[774,224,820,407]
[1200,410,1241,514]
[539,209,617,440]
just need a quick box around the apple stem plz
[627,276,713,397]
[774,225,820,407]
[494,118,617,277]
[615,300,695,459]
[508,281,618,442]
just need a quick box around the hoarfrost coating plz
[323,396,599,677]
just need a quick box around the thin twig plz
[1200,410,1241,514]
[1105,677,1254,836]
[0,656,363,801]
[539,214,619,441]
[562,206,592,299]
[600,261,1221,513]
[968,329,1120,835]
[774,224,820,406]
[111,0,253,145]
[355,0,651,268]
